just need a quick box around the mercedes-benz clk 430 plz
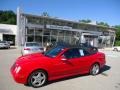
[11,46,105,88]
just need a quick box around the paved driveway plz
[0,48,120,90]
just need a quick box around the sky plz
[0,0,120,26]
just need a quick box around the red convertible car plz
[11,46,105,88]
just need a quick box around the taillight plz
[24,48,31,50]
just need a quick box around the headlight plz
[14,66,21,74]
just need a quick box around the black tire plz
[6,47,8,49]
[28,70,47,88]
[90,63,100,75]
[114,48,118,51]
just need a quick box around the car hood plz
[15,53,51,64]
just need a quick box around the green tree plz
[79,19,91,23]
[114,25,120,40]
[113,25,120,46]
[0,10,16,25]
[41,12,50,17]
[97,22,109,27]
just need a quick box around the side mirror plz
[61,58,67,61]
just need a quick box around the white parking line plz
[106,54,118,58]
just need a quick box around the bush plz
[114,40,120,46]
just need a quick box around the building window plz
[65,31,72,36]
[27,28,34,35]
[51,30,58,35]
[43,36,50,46]
[58,36,64,42]
[43,30,51,35]
[59,30,65,36]
[35,36,42,43]
[51,35,57,43]
[64,36,71,44]
[35,29,43,36]
[27,35,34,42]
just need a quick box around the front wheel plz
[28,70,47,88]
[90,63,100,75]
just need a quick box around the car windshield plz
[26,42,40,47]
[44,46,64,58]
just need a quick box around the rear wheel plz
[28,70,47,88]
[90,63,100,75]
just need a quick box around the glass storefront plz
[26,27,80,47]
[25,27,115,48]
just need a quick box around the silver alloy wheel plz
[30,71,46,87]
[91,64,100,75]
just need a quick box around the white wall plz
[0,24,17,45]
[0,24,17,35]
[0,33,3,41]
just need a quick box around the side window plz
[63,50,73,59]
[79,49,90,56]
[63,48,80,59]
[83,49,90,55]
[79,49,84,56]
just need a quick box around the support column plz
[0,33,3,41]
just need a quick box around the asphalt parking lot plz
[0,48,120,90]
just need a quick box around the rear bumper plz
[0,45,9,48]
[22,50,44,55]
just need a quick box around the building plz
[0,24,17,45]
[17,8,116,48]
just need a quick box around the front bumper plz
[10,65,27,84]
